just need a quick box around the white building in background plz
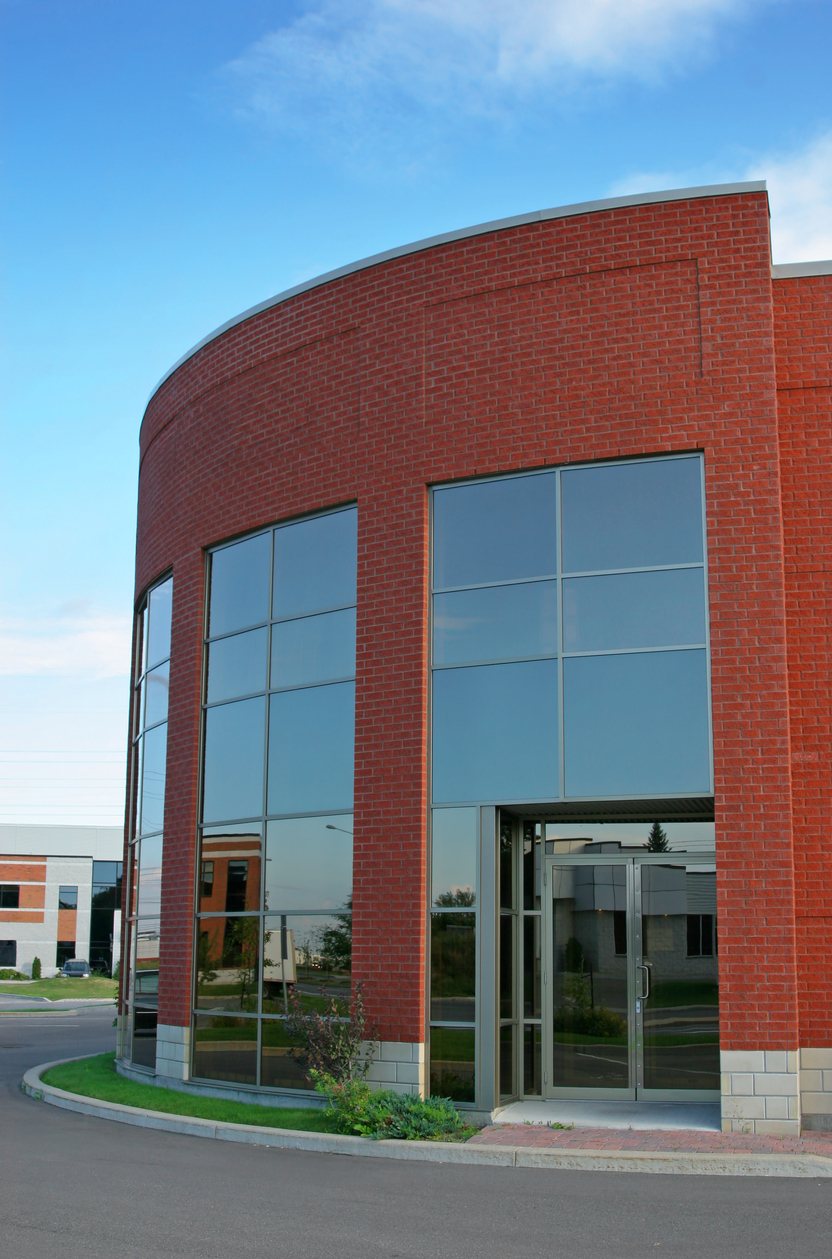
[0,824,123,977]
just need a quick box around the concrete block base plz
[363,1041,426,1096]
[155,1023,191,1081]
[721,1050,800,1136]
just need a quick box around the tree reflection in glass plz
[430,911,475,1023]
[261,908,352,1016]
[196,916,262,1012]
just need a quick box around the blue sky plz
[1,0,830,824]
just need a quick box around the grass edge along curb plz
[21,1058,832,1177]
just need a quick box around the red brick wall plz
[135,190,798,1052]
[774,272,832,1047]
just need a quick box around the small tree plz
[284,982,378,1084]
[31,956,42,979]
[647,821,669,852]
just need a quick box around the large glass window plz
[126,572,172,1071]
[430,806,477,1104]
[431,455,711,805]
[196,507,357,1090]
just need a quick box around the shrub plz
[284,982,377,1083]
[314,1073,475,1141]
[0,968,26,981]
[31,957,42,979]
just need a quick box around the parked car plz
[60,959,91,978]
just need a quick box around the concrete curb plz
[21,1060,832,1177]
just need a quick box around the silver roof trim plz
[772,260,832,279]
[146,181,767,406]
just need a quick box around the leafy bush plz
[31,957,42,979]
[284,983,377,1082]
[314,1073,474,1141]
[0,968,27,981]
[553,1004,626,1038]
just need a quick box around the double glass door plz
[545,855,719,1100]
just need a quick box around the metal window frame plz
[123,570,173,1072]
[191,504,358,1094]
[427,452,715,1112]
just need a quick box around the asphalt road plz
[1,1009,831,1259]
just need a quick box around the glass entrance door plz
[544,855,719,1100]
[638,861,720,1097]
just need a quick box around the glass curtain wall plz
[126,574,172,1070]
[195,506,356,1090]
[431,453,711,806]
[430,454,712,1101]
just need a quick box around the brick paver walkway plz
[469,1123,832,1158]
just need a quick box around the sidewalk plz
[472,1123,832,1159]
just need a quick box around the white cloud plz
[0,606,131,679]
[749,132,832,263]
[223,0,759,140]
[610,131,832,264]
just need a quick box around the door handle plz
[638,964,652,1000]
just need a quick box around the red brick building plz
[118,181,832,1133]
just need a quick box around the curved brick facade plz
[124,185,832,1132]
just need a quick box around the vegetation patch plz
[41,1053,340,1132]
[315,1074,477,1141]
[39,1053,478,1142]
[0,977,117,1001]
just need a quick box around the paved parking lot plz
[2,1008,832,1258]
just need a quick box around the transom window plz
[430,454,712,805]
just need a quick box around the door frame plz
[542,851,719,1103]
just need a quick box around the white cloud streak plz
[223,0,758,139]
[611,130,832,264]
[750,132,832,263]
[0,605,131,679]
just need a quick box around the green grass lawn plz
[0,977,117,1001]
[40,1053,340,1132]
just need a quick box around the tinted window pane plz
[207,627,268,703]
[430,1026,475,1103]
[146,577,172,669]
[192,1015,257,1086]
[561,458,703,573]
[432,660,558,804]
[500,915,514,1020]
[202,697,266,823]
[264,814,353,912]
[433,473,557,589]
[142,660,169,729]
[271,608,356,689]
[433,581,558,666]
[430,912,475,1022]
[267,682,354,815]
[209,533,271,637]
[137,834,163,917]
[563,649,711,797]
[139,724,167,835]
[273,509,357,620]
[195,917,259,1011]
[432,808,477,907]
[262,913,351,1014]
[135,917,160,971]
[199,830,262,914]
[261,1020,312,1090]
[563,568,707,653]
